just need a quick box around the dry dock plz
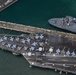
[0,0,17,11]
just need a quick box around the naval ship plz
[48,16,76,33]
[0,21,76,74]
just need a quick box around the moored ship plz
[48,16,76,33]
[0,21,76,74]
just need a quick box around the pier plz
[0,21,76,39]
[0,0,18,11]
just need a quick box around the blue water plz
[0,0,76,75]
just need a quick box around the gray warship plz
[48,16,76,33]
[0,21,76,74]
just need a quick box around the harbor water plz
[0,0,76,75]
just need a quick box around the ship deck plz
[0,0,17,11]
[0,21,76,74]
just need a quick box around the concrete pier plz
[0,21,76,39]
[0,0,17,11]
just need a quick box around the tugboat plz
[0,21,76,74]
[48,16,76,33]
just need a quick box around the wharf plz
[0,21,75,39]
[0,0,17,11]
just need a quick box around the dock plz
[0,0,18,11]
[0,21,76,39]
